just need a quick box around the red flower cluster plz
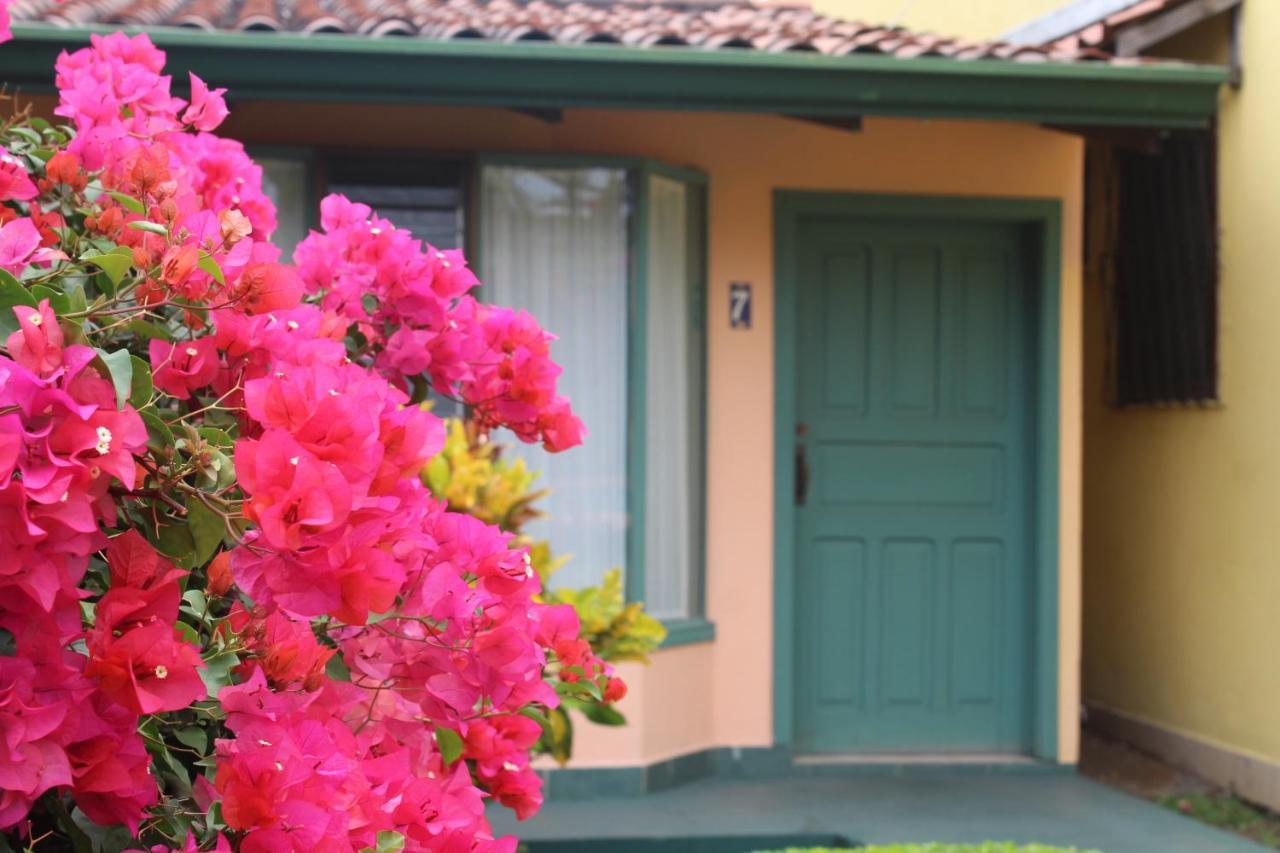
[86,532,206,715]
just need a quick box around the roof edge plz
[1003,0,1143,45]
[3,21,1230,128]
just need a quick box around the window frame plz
[246,145,323,242]
[251,147,714,646]
[473,153,712,647]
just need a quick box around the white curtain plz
[644,175,703,621]
[258,157,309,261]
[479,167,630,592]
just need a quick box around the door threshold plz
[793,752,1040,766]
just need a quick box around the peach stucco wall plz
[218,104,1084,765]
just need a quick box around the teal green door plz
[793,217,1034,754]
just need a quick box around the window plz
[642,173,706,622]
[479,160,708,626]
[479,166,631,592]
[247,151,710,631]
[257,155,311,259]
[1089,129,1219,406]
[327,159,467,250]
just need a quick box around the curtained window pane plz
[258,157,309,260]
[479,166,630,591]
[644,175,705,621]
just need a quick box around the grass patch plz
[1158,793,1280,848]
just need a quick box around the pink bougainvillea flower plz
[149,337,219,399]
[0,218,41,275]
[235,430,353,551]
[0,148,37,202]
[86,621,206,715]
[228,604,334,691]
[181,73,229,132]
[6,299,64,376]
[67,695,159,832]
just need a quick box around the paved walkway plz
[492,771,1266,852]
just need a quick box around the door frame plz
[771,191,1062,761]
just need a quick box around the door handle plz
[795,441,809,506]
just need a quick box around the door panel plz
[794,219,1034,754]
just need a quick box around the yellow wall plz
[810,0,1065,41]
[1082,6,1280,766]
[221,103,1084,765]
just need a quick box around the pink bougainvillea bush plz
[0,26,615,853]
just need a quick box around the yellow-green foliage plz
[545,569,666,664]
[424,419,546,535]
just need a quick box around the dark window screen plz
[1108,129,1219,406]
[326,159,467,250]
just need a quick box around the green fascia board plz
[4,23,1227,128]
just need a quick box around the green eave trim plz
[4,23,1228,128]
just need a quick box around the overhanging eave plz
[1,23,1230,129]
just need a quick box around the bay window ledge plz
[659,617,716,649]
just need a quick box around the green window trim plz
[659,617,717,649]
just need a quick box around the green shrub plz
[747,840,1100,845]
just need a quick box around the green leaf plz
[139,408,174,452]
[154,740,192,793]
[182,588,208,615]
[325,654,352,682]
[197,426,235,448]
[71,806,134,853]
[30,283,71,314]
[10,127,40,146]
[374,831,406,853]
[518,705,550,729]
[175,621,200,645]
[128,317,173,341]
[60,276,89,314]
[82,246,135,287]
[578,701,627,726]
[128,355,152,408]
[186,495,224,566]
[155,516,196,568]
[540,706,573,766]
[199,650,240,697]
[197,251,226,286]
[106,191,146,215]
[93,347,133,410]
[127,220,168,236]
[0,270,36,337]
[434,725,464,766]
[174,726,208,754]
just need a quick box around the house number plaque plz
[730,281,752,329]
